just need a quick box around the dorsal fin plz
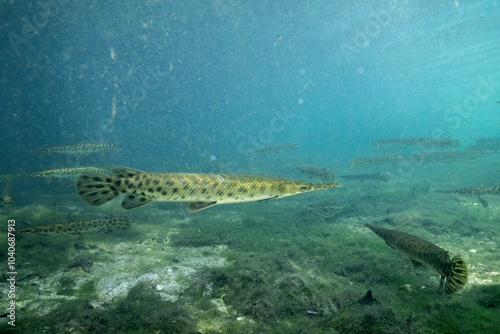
[112,166,144,178]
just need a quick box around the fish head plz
[279,181,341,196]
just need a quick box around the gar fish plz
[296,165,335,183]
[25,167,112,179]
[35,143,121,154]
[435,184,500,196]
[339,172,391,182]
[253,142,299,155]
[372,137,459,148]
[76,166,341,212]
[19,216,131,234]
[365,223,468,294]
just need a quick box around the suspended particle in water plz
[299,69,306,75]
[298,98,304,105]
[210,155,217,161]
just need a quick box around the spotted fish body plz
[372,137,459,148]
[435,184,500,196]
[76,166,341,212]
[365,224,467,294]
[26,167,112,179]
[20,216,131,234]
[36,143,121,154]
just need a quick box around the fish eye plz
[300,185,308,192]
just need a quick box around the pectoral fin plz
[188,202,217,212]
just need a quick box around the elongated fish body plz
[36,143,121,154]
[20,216,131,234]
[435,184,500,196]
[365,224,467,294]
[26,167,112,179]
[76,166,341,212]
[372,137,459,148]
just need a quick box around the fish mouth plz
[445,256,468,294]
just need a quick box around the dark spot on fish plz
[102,190,109,195]
[228,192,233,197]
[78,190,85,195]
[49,227,55,232]
[115,180,122,187]
[190,189,196,195]
[81,175,90,180]
[89,192,99,197]
[138,182,143,187]
[124,179,130,186]
[148,188,154,193]
[140,192,146,197]
[93,177,101,182]
[166,181,174,186]
[161,190,167,196]
[173,188,178,193]
[217,190,223,196]
[181,195,186,199]
[106,177,112,183]
[140,197,147,202]
[145,179,151,185]
[202,188,207,194]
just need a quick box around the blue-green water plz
[1,1,500,333]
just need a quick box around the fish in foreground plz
[20,216,131,234]
[25,167,112,179]
[76,166,341,212]
[35,143,121,154]
[365,223,468,294]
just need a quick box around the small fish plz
[339,172,391,182]
[365,224,468,294]
[76,166,341,212]
[253,142,299,155]
[372,137,459,148]
[296,165,335,183]
[19,216,131,234]
[25,167,112,179]
[35,143,121,154]
[435,184,500,196]
[0,194,15,209]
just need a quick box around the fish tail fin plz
[445,256,468,294]
[76,171,121,206]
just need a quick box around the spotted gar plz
[20,216,131,234]
[435,184,500,196]
[35,143,121,154]
[26,167,112,179]
[365,224,468,294]
[76,166,341,212]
